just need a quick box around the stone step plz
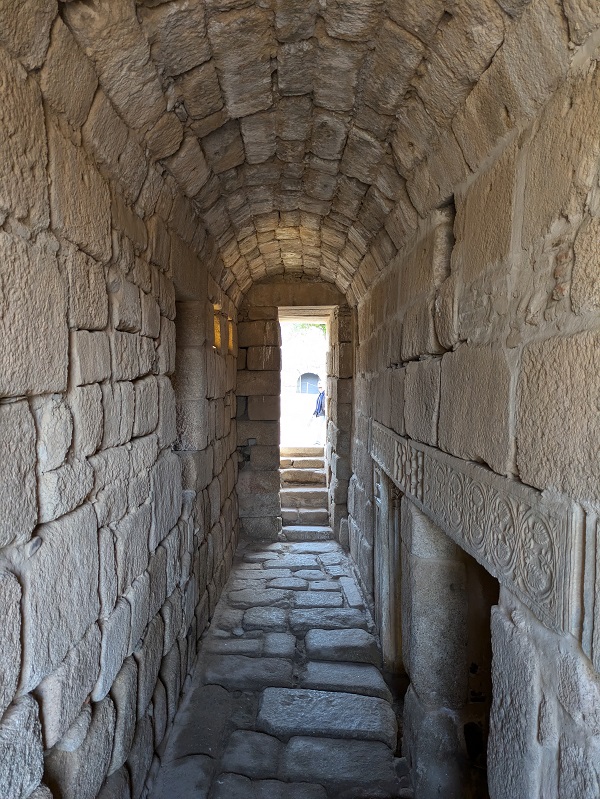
[280,468,326,486]
[257,687,397,748]
[280,446,324,457]
[281,525,335,542]
[282,508,329,526]
[280,457,325,469]
[280,486,328,508]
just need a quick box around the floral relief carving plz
[370,422,581,637]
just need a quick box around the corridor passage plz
[150,541,411,799]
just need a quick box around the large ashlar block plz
[48,116,111,263]
[176,398,210,451]
[208,7,273,118]
[0,695,44,799]
[404,359,441,447]
[238,320,281,347]
[41,17,97,129]
[401,298,444,361]
[237,370,281,396]
[18,504,100,692]
[63,0,164,131]
[399,208,453,306]
[139,0,210,78]
[0,401,38,548]
[35,624,101,749]
[248,395,280,421]
[45,696,116,799]
[0,0,55,70]
[61,241,108,331]
[487,604,542,798]
[38,458,94,523]
[438,344,515,477]
[150,451,183,551]
[171,234,207,301]
[517,331,600,503]
[0,48,49,230]
[453,138,516,284]
[237,420,279,447]
[402,686,468,799]
[0,571,21,718]
[0,232,68,396]
[247,346,281,371]
[522,68,600,251]
[71,331,112,387]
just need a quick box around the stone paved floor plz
[150,540,412,799]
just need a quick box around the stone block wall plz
[348,37,600,799]
[326,306,354,544]
[236,301,282,542]
[0,11,238,799]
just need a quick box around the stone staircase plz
[280,447,333,541]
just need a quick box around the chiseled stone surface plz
[150,540,402,799]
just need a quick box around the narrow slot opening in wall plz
[212,303,221,352]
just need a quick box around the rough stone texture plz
[0,571,21,718]
[0,401,38,548]
[0,233,68,397]
[0,695,44,799]
[18,504,100,691]
[517,331,600,503]
[45,696,116,799]
[0,48,49,230]
[438,345,515,476]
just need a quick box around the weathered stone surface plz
[258,688,396,747]
[281,736,398,791]
[0,233,68,397]
[45,696,116,799]
[304,629,380,665]
[109,657,138,773]
[488,604,541,798]
[517,331,600,503]
[221,730,282,779]
[36,624,101,748]
[294,591,343,609]
[0,571,21,718]
[202,655,293,690]
[140,0,210,77]
[438,345,515,477]
[18,504,100,691]
[289,609,368,634]
[0,695,44,799]
[301,661,392,701]
[48,116,111,263]
[0,401,38,547]
[243,607,289,632]
[0,48,49,230]
[41,17,97,129]
[0,0,55,70]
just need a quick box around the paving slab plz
[305,628,381,665]
[301,661,392,701]
[204,637,263,657]
[308,580,340,591]
[293,590,344,608]
[280,737,400,794]
[166,684,232,760]
[289,608,369,634]
[257,688,397,748]
[221,731,282,779]
[263,554,320,570]
[228,588,292,609]
[150,755,214,799]
[242,607,288,632]
[263,632,296,659]
[339,575,366,609]
[289,542,340,554]
[293,569,327,581]
[266,577,308,590]
[201,655,293,691]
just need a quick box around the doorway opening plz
[279,316,328,449]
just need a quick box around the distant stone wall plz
[349,48,600,799]
[0,11,237,799]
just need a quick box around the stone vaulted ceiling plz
[62,0,541,304]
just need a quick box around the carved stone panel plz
[370,421,584,639]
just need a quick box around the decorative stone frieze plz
[370,421,584,638]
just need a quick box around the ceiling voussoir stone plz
[57,0,573,304]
